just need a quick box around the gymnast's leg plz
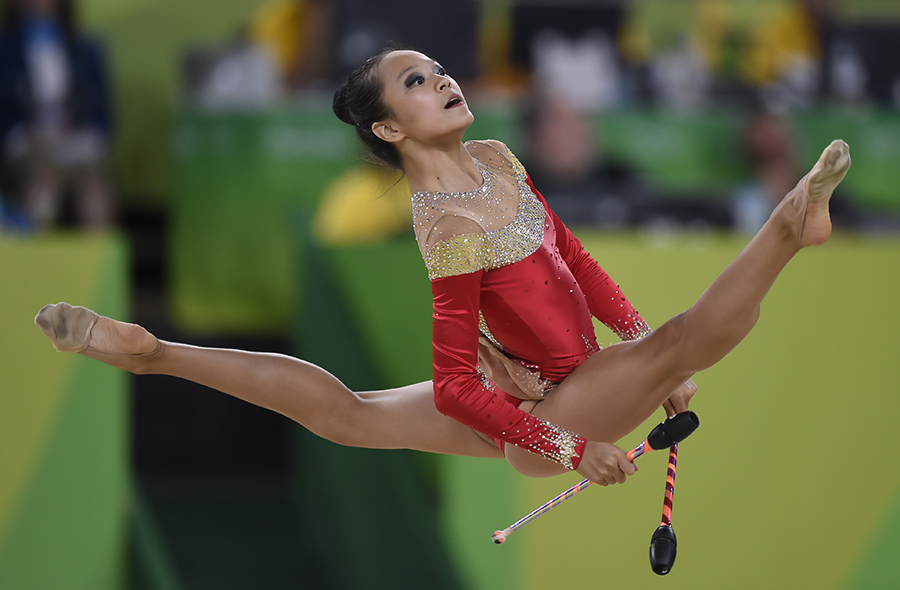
[507,140,851,477]
[33,304,500,459]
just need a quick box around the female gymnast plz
[34,49,850,487]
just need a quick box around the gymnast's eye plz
[405,73,425,88]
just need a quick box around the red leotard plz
[413,141,650,470]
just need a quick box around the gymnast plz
[34,49,851,487]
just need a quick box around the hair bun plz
[331,48,404,169]
[332,84,355,126]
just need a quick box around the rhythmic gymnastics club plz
[626,410,699,462]
[491,411,699,545]
[649,443,679,575]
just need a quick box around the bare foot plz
[799,140,851,247]
[35,302,161,373]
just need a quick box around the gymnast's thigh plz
[355,380,503,458]
[528,336,692,446]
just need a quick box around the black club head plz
[646,411,700,450]
[649,525,677,575]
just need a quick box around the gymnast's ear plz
[372,121,405,143]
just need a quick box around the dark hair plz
[333,47,403,169]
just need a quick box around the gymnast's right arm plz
[430,268,636,484]
[429,261,588,470]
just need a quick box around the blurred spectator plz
[845,19,900,108]
[314,164,411,245]
[520,95,655,229]
[248,0,333,90]
[182,38,281,108]
[741,0,866,110]
[732,108,801,234]
[620,0,875,110]
[0,188,29,231]
[0,0,114,230]
[733,106,859,234]
[509,1,627,111]
[330,0,480,87]
[618,0,716,108]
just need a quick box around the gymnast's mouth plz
[445,95,464,109]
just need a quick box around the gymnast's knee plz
[659,309,752,374]
[649,313,689,363]
[303,391,369,447]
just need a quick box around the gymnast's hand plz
[663,378,697,418]
[575,441,637,486]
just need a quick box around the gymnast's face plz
[371,50,474,148]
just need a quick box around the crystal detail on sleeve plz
[614,315,653,341]
[523,418,584,470]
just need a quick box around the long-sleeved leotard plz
[413,141,651,470]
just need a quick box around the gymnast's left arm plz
[525,175,651,341]
[526,174,697,413]
[552,204,698,415]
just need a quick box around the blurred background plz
[2,0,900,588]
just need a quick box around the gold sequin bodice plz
[412,140,546,281]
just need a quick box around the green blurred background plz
[3,0,900,588]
